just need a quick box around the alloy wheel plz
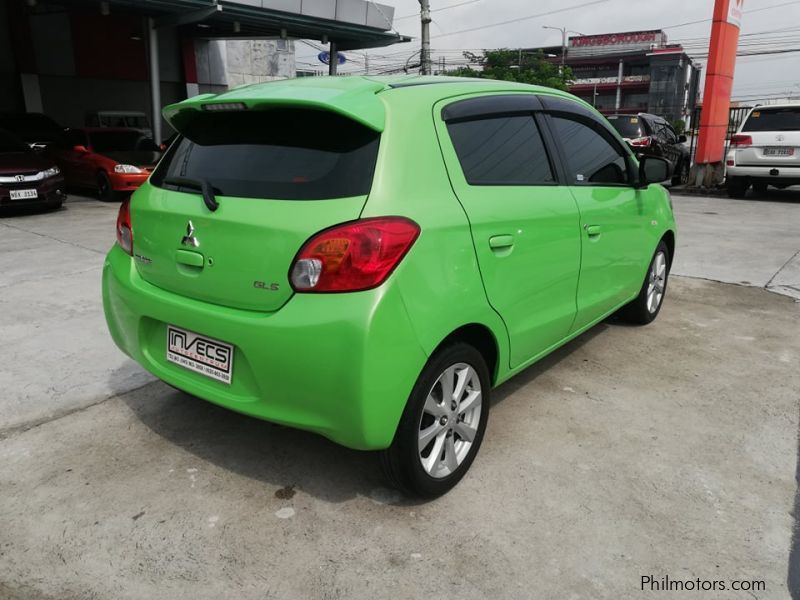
[417,362,482,479]
[646,251,667,313]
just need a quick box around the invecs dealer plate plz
[167,325,233,384]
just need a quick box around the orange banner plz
[695,0,743,165]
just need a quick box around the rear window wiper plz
[164,176,219,212]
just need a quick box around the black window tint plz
[447,115,554,185]
[551,116,629,185]
[150,108,380,200]
[65,129,87,148]
[742,107,800,132]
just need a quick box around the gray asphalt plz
[1,192,798,599]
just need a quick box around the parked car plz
[86,110,153,139]
[102,76,677,497]
[607,113,689,185]
[725,103,800,198]
[0,112,64,148]
[47,127,160,201]
[0,128,65,211]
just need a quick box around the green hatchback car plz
[103,76,676,497]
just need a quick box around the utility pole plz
[419,0,431,75]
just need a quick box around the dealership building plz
[0,0,407,142]
[540,30,702,126]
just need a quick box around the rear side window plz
[550,116,629,185]
[446,115,554,185]
[742,107,800,132]
[151,108,380,200]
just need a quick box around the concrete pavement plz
[1,192,798,599]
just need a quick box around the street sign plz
[318,51,347,65]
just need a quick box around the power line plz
[394,0,482,20]
[429,0,612,40]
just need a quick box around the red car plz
[0,128,65,211]
[47,127,161,201]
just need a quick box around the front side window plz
[446,115,554,185]
[550,116,630,185]
[151,108,380,200]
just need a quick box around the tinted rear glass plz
[151,108,380,200]
[607,116,644,138]
[742,107,800,132]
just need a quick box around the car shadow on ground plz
[116,320,609,504]
[739,188,800,204]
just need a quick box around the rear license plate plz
[167,325,234,384]
[9,188,38,200]
[763,147,794,156]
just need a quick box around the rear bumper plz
[102,245,427,450]
[726,164,800,179]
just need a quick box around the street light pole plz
[419,0,431,75]
[542,26,584,74]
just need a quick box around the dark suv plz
[607,113,689,185]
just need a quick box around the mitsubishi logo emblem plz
[181,220,199,247]
[776,134,785,142]
[14,175,24,182]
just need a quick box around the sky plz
[294,0,800,103]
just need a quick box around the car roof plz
[750,103,800,111]
[77,127,144,133]
[163,75,583,134]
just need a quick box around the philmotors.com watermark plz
[641,575,766,593]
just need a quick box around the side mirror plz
[636,156,672,188]
[678,134,687,143]
[73,145,88,153]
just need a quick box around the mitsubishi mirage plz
[102,76,676,497]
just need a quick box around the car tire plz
[727,176,749,199]
[380,342,490,498]
[671,160,689,186]
[619,241,670,325]
[97,171,120,202]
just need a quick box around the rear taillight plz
[730,134,752,148]
[116,199,133,255]
[290,217,420,293]
[630,137,652,147]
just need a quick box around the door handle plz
[489,234,514,250]
[584,224,601,237]
[175,249,205,268]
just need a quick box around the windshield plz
[89,131,146,152]
[0,129,30,153]
[150,108,380,201]
[742,107,800,132]
[0,113,61,141]
[607,116,645,139]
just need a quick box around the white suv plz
[725,103,800,197]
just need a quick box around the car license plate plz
[763,147,794,156]
[9,188,38,200]
[167,325,234,384]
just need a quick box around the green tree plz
[448,49,572,91]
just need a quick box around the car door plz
[435,94,582,368]
[540,97,650,331]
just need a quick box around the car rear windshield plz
[607,116,644,138]
[150,108,380,200]
[742,107,800,132]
